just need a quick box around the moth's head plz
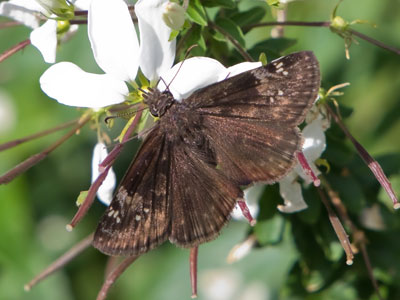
[142,88,175,117]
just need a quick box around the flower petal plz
[302,118,326,162]
[136,0,176,83]
[231,184,263,221]
[40,62,128,108]
[278,173,308,213]
[0,0,44,28]
[72,0,91,10]
[158,57,228,100]
[92,143,116,206]
[30,19,57,63]
[226,61,262,78]
[88,0,139,82]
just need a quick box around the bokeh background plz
[0,0,400,299]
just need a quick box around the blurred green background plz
[0,0,399,299]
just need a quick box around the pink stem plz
[297,152,321,187]
[190,247,198,299]
[238,200,256,226]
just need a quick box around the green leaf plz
[202,0,236,9]
[168,30,180,42]
[215,17,246,47]
[254,213,285,245]
[258,52,267,65]
[249,38,297,60]
[297,187,322,225]
[185,25,206,55]
[230,6,267,29]
[210,29,226,43]
[266,0,280,7]
[186,0,207,26]
[76,191,88,206]
[326,173,366,214]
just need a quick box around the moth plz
[93,51,321,256]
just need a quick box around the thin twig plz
[0,39,31,63]
[322,179,383,300]
[208,22,254,62]
[349,29,400,55]
[24,233,94,291]
[0,21,22,29]
[96,256,138,300]
[244,21,331,31]
[0,118,79,152]
[66,164,112,231]
[326,104,399,208]
[317,187,354,265]
[0,114,91,185]
[244,21,400,57]
[190,247,199,299]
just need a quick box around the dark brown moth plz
[93,51,320,256]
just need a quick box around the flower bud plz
[162,1,185,31]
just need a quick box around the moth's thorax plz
[143,88,175,117]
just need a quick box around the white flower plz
[40,0,177,107]
[91,142,116,205]
[0,0,89,63]
[278,106,329,213]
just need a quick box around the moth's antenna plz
[160,44,198,92]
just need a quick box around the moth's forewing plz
[187,51,320,184]
[93,125,172,256]
[188,51,320,126]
